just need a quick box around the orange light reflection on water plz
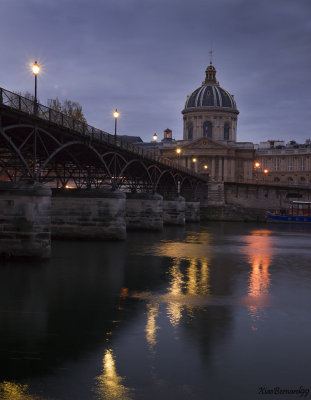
[243,229,273,329]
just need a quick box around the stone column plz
[51,189,126,240]
[163,196,185,225]
[223,158,228,180]
[211,158,216,179]
[126,192,163,231]
[230,159,236,180]
[218,157,223,180]
[0,181,51,258]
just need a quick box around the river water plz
[0,222,311,400]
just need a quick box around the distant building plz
[141,62,311,186]
[255,139,311,185]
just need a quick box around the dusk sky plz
[1,0,310,144]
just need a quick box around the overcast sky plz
[1,0,310,144]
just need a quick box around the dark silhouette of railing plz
[0,87,207,181]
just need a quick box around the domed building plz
[182,62,239,143]
[157,62,255,184]
[138,61,311,198]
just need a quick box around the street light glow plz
[153,133,158,141]
[264,169,269,174]
[113,109,119,119]
[204,165,208,169]
[32,61,40,75]
[176,148,182,154]
[192,158,197,163]
[254,161,260,168]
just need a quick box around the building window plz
[203,121,212,138]
[288,157,293,171]
[187,123,193,140]
[275,158,281,171]
[300,157,305,171]
[224,123,230,140]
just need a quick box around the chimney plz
[163,128,172,141]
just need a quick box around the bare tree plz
[47,97,87,124]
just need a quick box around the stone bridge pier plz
[126,192,163,231]
[163,196,186,225]
[0,182,51,258]
[0,184,201,258]
[51,189,126,240]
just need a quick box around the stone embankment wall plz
[203,182,311,222]
[126,193,163,231]
[0,182,51,258]
[200,205,267,222]
[225,183,311,210]
[51,189,126,240]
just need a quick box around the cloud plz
[0,0,310,142]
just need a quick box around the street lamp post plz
[263,168,269,182]
[176,147,182,195]
[152,133,158,158]
[112,109,119,190]
[32,61,40,115]
[113,109,119,146]
[176,148,181,169]
[254,161,261,183]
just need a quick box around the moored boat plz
[267,201,311,223]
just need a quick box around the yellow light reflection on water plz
[139,232,213,337]
[95,349,133,400]
[0,381,46,400]
[145,302,159,351]
[187,259,198,296]
[166,259,184,327]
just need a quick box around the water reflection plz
[0,381,48,400]
[95,349,133,400]
[145,302,159,351]
[166,259,184,327]
[143,231,212,353]
[244,230,273,329]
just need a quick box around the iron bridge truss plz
[0,88,207,199]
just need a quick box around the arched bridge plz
[0,88,207,198]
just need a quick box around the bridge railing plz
[0,87,206,181]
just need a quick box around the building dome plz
[182,62,239,142]
[184,62,237,111]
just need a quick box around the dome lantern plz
[204,61,218,86]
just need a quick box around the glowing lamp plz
[32,61,40,75]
